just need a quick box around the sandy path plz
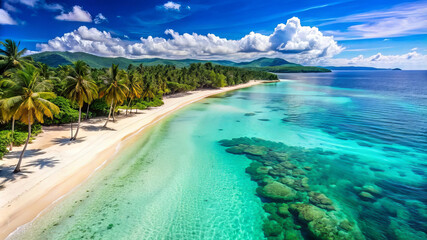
[0,80,271,239]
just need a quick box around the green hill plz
[29,51,330,72]
[234,57,296,67]
[29,51,229,68]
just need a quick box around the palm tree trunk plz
[73,106,82,140]
[104,102,113,127]
[112,104,116,122]
[14,119,31,173]
[9,117,15,151]
[86,104,90,120]
[70,122,73,139]
[125,99,128,115]
[128,99,132,114]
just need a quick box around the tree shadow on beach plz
[25,157,60,170]
[5,149,46,159]
[82,125,116,132]
[0,156,60,190]
[0,166,33,190]
[166,92,193,98]
[52,137,86,146]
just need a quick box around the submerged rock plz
[256,166,271,175]
[257,181,298,202]
[359,191,375,201]
[362,184,382,196]
[277,203,291,218]
[263,203,278,215]
[279,177,295,186]
[243,145,269,156]
[287,177,310,192]
[245,162,268,181]
[308,217,341,239]
[289,203,326,223]
[269,169,288,177]
[263,220,282,237]
[260,176,275,186]
[339,219,354,231]
[290,204,363,240]
[219,137,366,240]
[269,152,289,162]
[309,192,335,211]
[292,169,306,177]
[284,229,304,240]
[225,145,246,154]
[279,161,297,169]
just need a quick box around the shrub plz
[0,130,12,159]
[134,102,147,110]
[13,131,30,145]
[43,97,80,125]
[0,130,34,159]
[90,99,109,116]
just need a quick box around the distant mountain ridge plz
[29,51,331,72]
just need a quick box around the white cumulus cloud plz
[163,1,181,11]
[94,13,107,24]
[321,51,427,70]
[55,5,92,22]
[0,8,17,25]
[37,17,343,63]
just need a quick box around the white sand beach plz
[0,80,271,239]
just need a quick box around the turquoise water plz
[9,71,427,239]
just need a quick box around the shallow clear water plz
[10,70,427,240]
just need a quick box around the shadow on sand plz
[52,137,87,146]
[0,166,33,189]
[5,149,46,159]
[0,156,59,189]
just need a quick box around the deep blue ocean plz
[10,70,427,240]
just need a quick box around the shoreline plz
[0,80,273,239]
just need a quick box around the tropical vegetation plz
[0,39,278,173]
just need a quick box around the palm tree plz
[38,63,56,80]
[126,70,142,114]
[0,39,32,75]
[0,75,23,150]
[64,61,98,140]
[136,64,144,75]
[142,84,156,101]
[100,64,128,127]
[1,64,59,173]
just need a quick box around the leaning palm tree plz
[64,61,98,140]
[100,64,128,127]
[0,39,32,75]
[126,70,142,114]
[0,75,23,150]
[1,64,59,173]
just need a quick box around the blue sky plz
[1,0,427,69]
